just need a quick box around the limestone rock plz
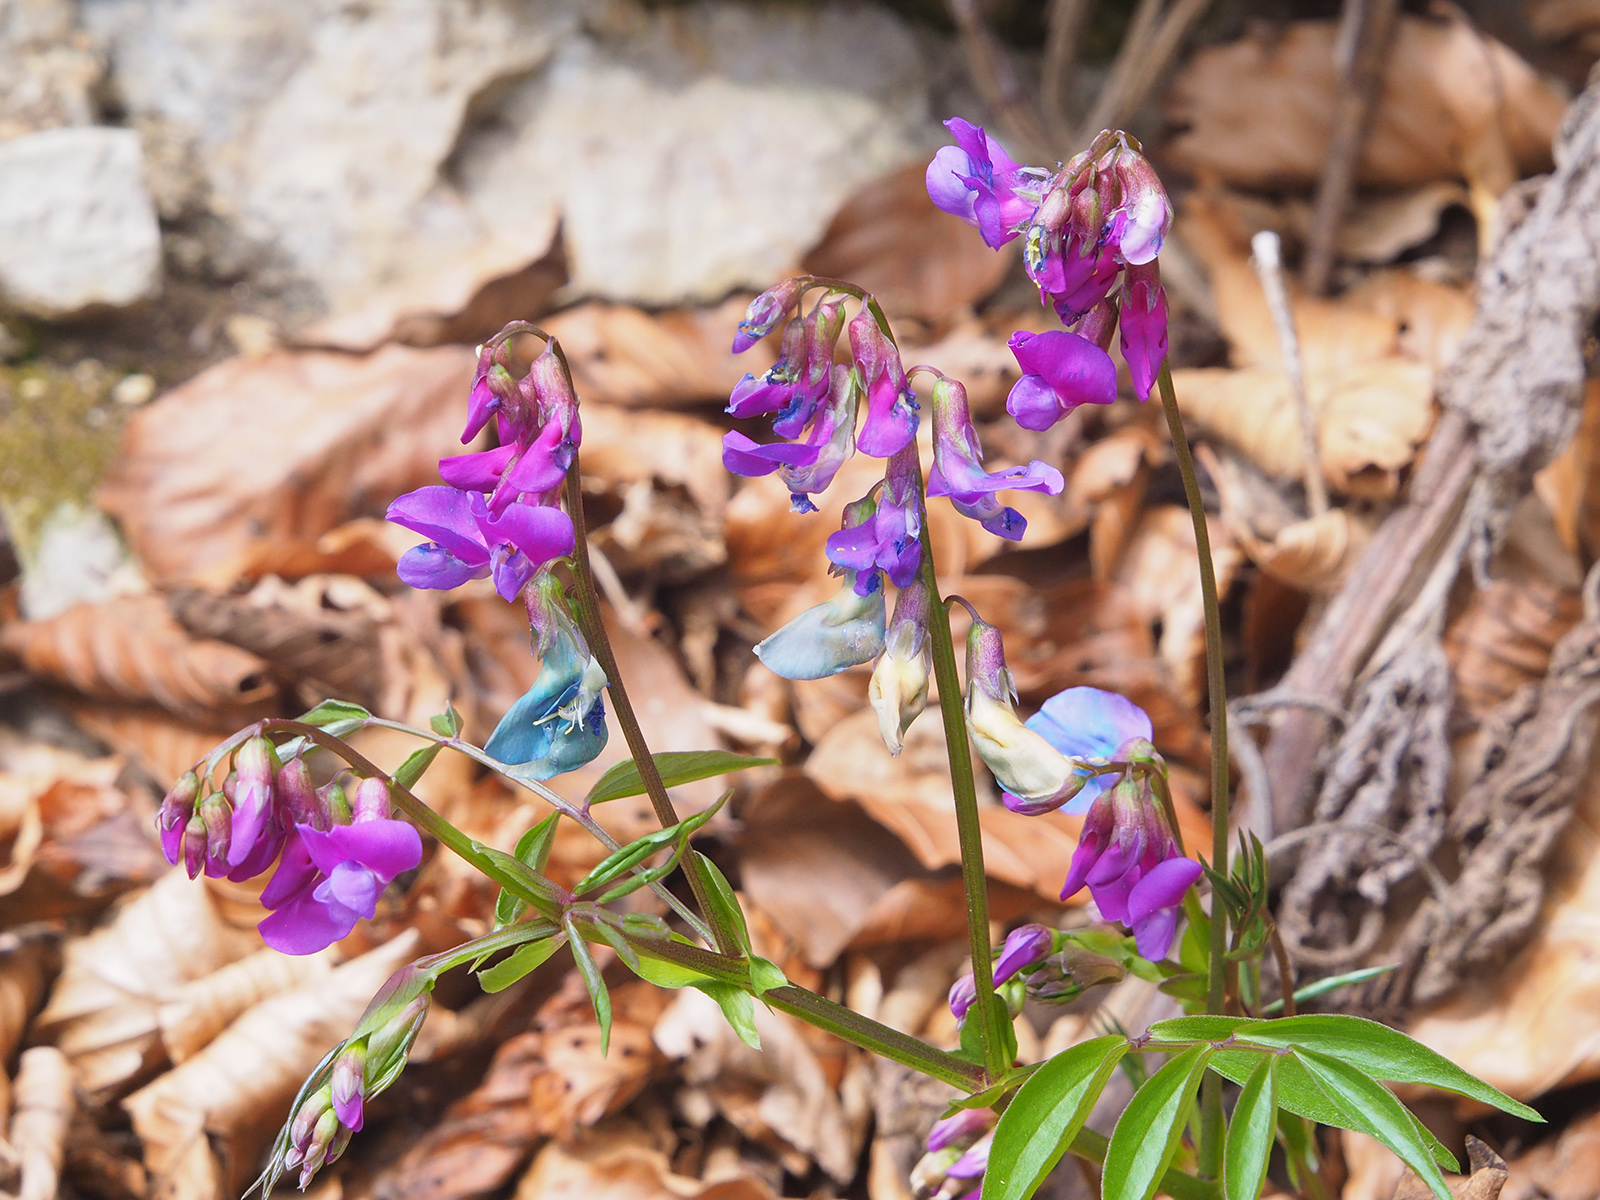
[0,127,161,316]
[0,0,104,140]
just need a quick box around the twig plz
[945,0,1052,161]
[1076,0,1212,145]
[1042,0,1096,142]
[584,542,651,635]
[1250,230,1329,516]
[1302,0,1400,295]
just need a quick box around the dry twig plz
[1250,231,1329,516]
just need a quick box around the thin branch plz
[945,0,1052,161]
[1076,0,1211,145]
[1042,0,1096,142]
[1250,230,1329,516]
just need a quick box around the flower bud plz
[962,619,1078,810]
[300,1104,342,1183]
[463,339,517,443]
[911,1146,964,1200]
[926,1108,995,1153]
[229,736,280,868]
[157,772,200,865]
[526,341,580,473]
[848,308,918,458]
[288,1084,333,1167]
[994,923,1054,983]
[1118,260,1168,402]
[351,777,392,824]
[331,1040,368,1132]
[733,278,803,353]
[868,580,931,756]
[197,791,232,875]
[277,757,325,830]
[181,808,209,879]
[321,778,352,825]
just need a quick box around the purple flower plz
[1006,330,1119,432]
[1061,775,1199,960]
[925,376,1063,539]
[733,279,803,353]
[720,432,819,478]
[462,340,518,443]
[1119,261,1169,401]
[258,819,423,955]
[727,318,808,420]
[388,486,574,601]
[926,118,1039,249]
[849,310,918,458]
[1106,154,1172,265]
[1006,686,1154,814]
[228,736,278,868]
[1046,240,1121,324]
[157,772,199,865]
[948,1131,993,1181]
[826,446,921,593]
[722,364,860,514]
[949,923,1055,1026]
[926,1109,994,1154]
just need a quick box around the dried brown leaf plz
[8,1047,73,1200]
[801,162,1012,326]
[123,934,418,1200]
[1445,574,1583,720]
[1,597,276,725]
[528,1020,658,1142]
[1164,16,1565,191]
[67,704,220,797]
[1500,1105,1600,1200]
[156,948,335,1065]
[515,1126,778,1200]
[96,345,476,588]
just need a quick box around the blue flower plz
[1016,686,1153,812]
[485,627,609,778]
[754,575,886,680]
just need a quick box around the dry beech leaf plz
[67,704,221,796]
[515,1125,778,1200]
[96,344,477,588]
[654,986,862,1184]
[1408,751,1600,1100]
[1,597,276,725]
[526,1019,658,1142]
[36,871,264,1099]
[1172,360,1436,499]
[1340,270,1477,373]
[1332,182,1472,266]
[156,948,336,1065]
[122,933,418,1200]
[800,162,1012,327]
[8,1047,73,1200]
[542,297,772,410]
[1500,1105,1600,1200]
[1164,15,1564,191]
[1445,574,1583,720]
[847,876,1042,951]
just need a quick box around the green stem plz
[562,457,743,957]
[1155,363,1231,1177]
[910,459,1006,1084]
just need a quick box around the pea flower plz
[754,573,886,681]
[825,446,922,592]
[868,579,931,756]
[849,309,919,458]
[157,771,199,864]
[484,575,609,778]
[1062,774,1200,960]
[924,117,1042,249]
[723,363,858,513]
[1014,686,1156,812]
[926,375,1064,539]
[948,922,1055,1023]
[1005,329,1118,432]
[1118,261,1169,401]
[733,278,803,352]
[913,1109,995,1200]
[462,338,518,443]
[387,486,575,601]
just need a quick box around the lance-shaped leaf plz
[298,699,372,738]
[430,704,463,737]
[583,750,776,807]
[565,915,612,1054]
[572,792,727,896]
[478,934,567,993]
[392,744,441,790]
[494,812,562,929]
[986,1036,1127,1200]
[1104,1043,1214,1200]
[693,851,751,952]
[1224,1057,1278,1200]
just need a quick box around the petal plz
[318,861,383,919]
[501,417,569,494]
[261,833,319,909]
[226,827,286,881]
[386,487,489,562]
[1126,856,1203,925]
[1027,687,1154,760]
[856,372,918,458]
[480,502,575,566]
[438,444,516,492]
[926,145,979,222]
[397,543,489,591]
[1131,906,1179,961]
[1006,374,1065,432]
[300,820,423,882]
[489,547,536,602]
[226,783,274,868]
[258,891,359,955]
[754,584,886,681]
[722,431,819,477]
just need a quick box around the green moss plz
[0,360,126,555]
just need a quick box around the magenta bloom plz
[1006,329,1119,432]
[1047,240,1121,324]
[723,365,860,513]
[462,341,517,443]
[1062,776,1199,960]
[1118,261,1169,401]
[732,278,803,353]
[948,922,1055,1023]
[258,820,423,955]
[826,445,921,592]
[849,310,918,458]
[926,118,1039,249]
[388,486,574,601]
[925,376,1063,539]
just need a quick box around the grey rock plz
[0,0,104,140]
[0,126,162,316]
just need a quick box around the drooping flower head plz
[848,308,918,459]
[868,578,932,756]
[925,118,1045,249]
[826,444,922,593]
[925,375,1065,539]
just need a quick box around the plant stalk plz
[1156,362,1231,1178]
[910,458,1007,1084]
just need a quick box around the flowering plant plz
[155,126,1534,1200]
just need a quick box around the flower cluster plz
[157,741,422,956]
[927,119,1173,423]
[387,328,579,603]
[912,1108,995,1200]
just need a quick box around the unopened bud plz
[963,619,1077,810]
[277,758,324,830]
[289,1085,333,1162]
[320,778,351,825]
[197,792,232,871]
[926,1108,994,1153]
[869,581,931,756]
[299,1106,342,1182]
[351,777,391,824]
[229,737,279,868]
[911,1147,963,1199]
[331,1041,368,1132]
[732,278,802,353]
[181,809,208,879]
[157,772,200,865]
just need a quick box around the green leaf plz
[431,704,463,738]
[566,917,612,1055]
[1233,1014,1541,1122]
[1224,1057,1277,1200]
[299,700,372,728]
[470,839,560,907]
[1290,1048,1452,1200]
[694,852,751,952]
[1145,1015,1255,1042]
[985,1036,1127,1200]
[748,956,787,996]
[583,750,776,807]
[572,793,727,897]
[702,981,761,1049]
[477,935,565,993]
[1104,1043,1214,1200]
[494,813,562,929]
[392,744,441,791]
[1260,965,1397,1015]
[629,949,714,989]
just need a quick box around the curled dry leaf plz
[156,948,335,1065]
[515,1125,778,1200]
[96,344,477,588]
[67,704,222,798]
[1445,574,1583,720]
[122,933,418,1200]
[800,162,1012,327]
[35,870,264,1099]
[0,597,277,725]
[527,1018,659,1142]
[1172,359,1436,499]
[1500,1105,1600,1200]
[543,297,772,410]
[8,1047,73,1200]
[1164,15,1565,191]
